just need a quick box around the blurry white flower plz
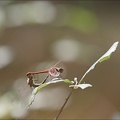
[69,77,92,89]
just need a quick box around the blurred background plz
[0,0,120,119]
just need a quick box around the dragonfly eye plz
[58,67,64,73]
[26,72,31,76]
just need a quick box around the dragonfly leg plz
[41,74,50,84]
[58,75,64,79]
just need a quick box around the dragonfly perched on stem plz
[16,61,64,108]
[26,60,64,88]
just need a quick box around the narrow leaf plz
[77,83,92,89]
[63,79,74,84]
[28,87,38,107]
[28,78,72,107]
[79,41,119,83]
[36,83,48,93]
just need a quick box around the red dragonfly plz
[16,61,64,107]
[26,61,64,88]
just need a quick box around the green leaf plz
[63,79,74,84]
[28,87,38,107]
[79,41,119,84]
[28,78,73,107]
[28,83,48,107]
[99,56,110,62]
[36,83,48,94]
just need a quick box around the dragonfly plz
[16,61,64,108]
[26,60,64,88]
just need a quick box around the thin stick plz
[54,89,74,120]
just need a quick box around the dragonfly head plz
[57,67,64,73]
[26,72,32,77]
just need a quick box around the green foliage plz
[66,7,98,33]
[99,56,110,62]
[63,79,74,84]
[28,78,74,106]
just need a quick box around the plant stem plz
[54,89,74,120]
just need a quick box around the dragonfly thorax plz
[48,67,60,77]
